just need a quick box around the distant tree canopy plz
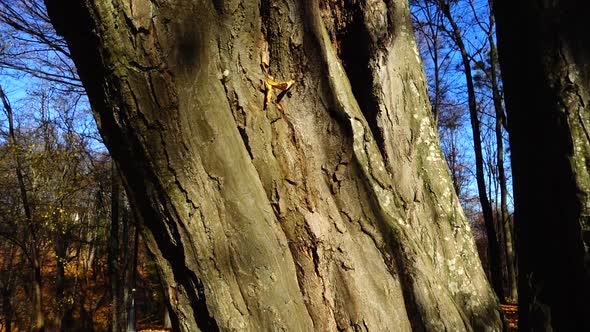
[411,0,516,305]
[0,1,167,330]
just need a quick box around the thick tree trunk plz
[495,0,590,330]
[46,0,501,330]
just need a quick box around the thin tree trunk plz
[121,206,130,330]
[438,1,504,300]
[79,295,95,332]
[32,256,45,332]
[449,130,461,195]
[45,0,501,330]
[486,5,516,303]
[1,241,18,332]
[54,227,67,331]
[109,161,126,332]
[0,84,45,332]
[127,222,139,332]
[1,244,15,332]
[432,46,441,121]
[2,285,11,332]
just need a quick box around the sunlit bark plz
[45,0,501,330]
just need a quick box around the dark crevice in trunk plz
[353,170,426,332]
[127,176,220,332]
[337,7,385,155]
[183,269,219,332]
[305,3,427,330]
[387,246,426,332]
[237,126,254,160]
[259,0,285,76]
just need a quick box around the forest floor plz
[500,301,518,330]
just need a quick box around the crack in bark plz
[48,0,500,329]
[217,42,256,162]
[144,118,220,331]
[303,1,491,330]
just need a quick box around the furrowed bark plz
[437,0,504,301]
[495,0,590,330]
[45,0,501,330]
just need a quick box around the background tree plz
[44,0,501,330]
[410,0,516,304]
[0,1,172,330]
[435,0,503,299]
[0,0,83,91]
[495,0,590,330]
[470,0,516,302]
[0,82,169,330]
[1,84,48,332]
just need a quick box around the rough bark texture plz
[495,0,590,330]
[438,0,504,301]
[45,0,501,331]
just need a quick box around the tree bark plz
[31,256,45,332]
[109,161,126,332]
[127,220,139,332]
[45,0,501,330]
[495,0,590,330]
[438,0,504,300]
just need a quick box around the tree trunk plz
[109,162,126,332]
[485,6,516,303]
[45,0,501,330]
[2,284,12,332]
[79,296,95,332]
[32,256,45,332]
[495,0,590,330]
[54,226,67,332]
[1,84,45,332]
[127,221,139,332]
[121,205,131,330]
[438,1,504,300]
